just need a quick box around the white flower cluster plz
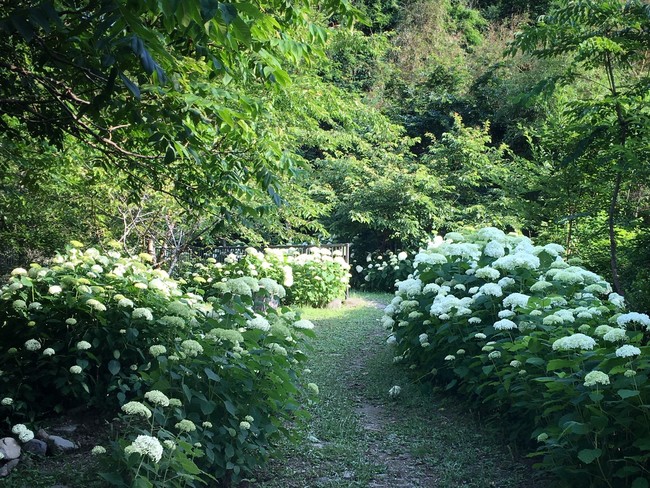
[125,435,163,463]
[552,333,596,352]
[12,423,35,443]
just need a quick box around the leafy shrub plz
[351,250,414,291]
[103,281,317,486]
[0,243,318,485]
[0,242,192,418]
[181,246,350,307]
[384,228,650,487]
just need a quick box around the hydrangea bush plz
[181,246,350,307]
[383,228,650,487]
[351,250,414,291]
[0,242,318,485]
[0,242,192,416]
[103,282,317,486]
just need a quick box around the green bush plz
[351,250,414,291]
[103,280,317,486]
[384,228,650,487]
[0,243,318,485]
[181,246,350,307]
[0,242,190,418]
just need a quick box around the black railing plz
[0,250,21,278]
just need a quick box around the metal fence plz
[0,250,21,278]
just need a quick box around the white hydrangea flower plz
[603,328,627,342]
[91,445,106,455]
[181,340,203,357]
[468,317,482,324]
[76,341,91,350]
[503,293,530,309]
[498,277,516,289]
[483,240,506,258]
[530,280,553,293]
[552,333,596,351]
[388,385,401,398]
[583,371,610,387]
[125,435,163,463]
[608,293,626,309]
[488,351,501,360]
[477,227,506,242]
[175,419,196,433]
[493,319,517,331]
[293,319,315,330]
[69,365,83,374]
[144,390,170,407]
[615,345,641,358]
[86,299,106,312]
[24,339,41,351]
[492,252,540,271]
[48,285,63,294]
[18,429,34,443]
[479,283,503,297]
[118,298,134,308]
[122,401,152,419]
[132,308,154,321]
[617,312,650,329]
[414,252,447,268]
[475,266,500,280]
[42,348,55,356]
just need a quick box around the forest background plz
[1,0,649,313]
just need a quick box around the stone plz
[0,458,20,477]
[36,429,50,441]
[0,438,21,460]
[326,299,343,309]
[46,435,78,455]
[23,439,47,456]
[51,425,78,434]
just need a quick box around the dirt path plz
[347,309,440,487]
[254,295,545,488]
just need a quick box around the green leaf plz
[219,3,238,25]
[132,477,153,488]
[526,357,545,367]
[578,448,602,464]
[204,367,220,381]
[200,398,215,415]
[631,479,649,488]
[107,360,121,376]
[119,72,140,99]
[225,443,235,459]
[546,359,574,371]
[633,438,650,451]
[618,389,640,399]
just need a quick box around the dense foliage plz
[181,246,351,307]
[1,1,649,482]
[384,228,650,487]
[0,244,319,484]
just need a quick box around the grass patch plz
[252,291,550,487]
